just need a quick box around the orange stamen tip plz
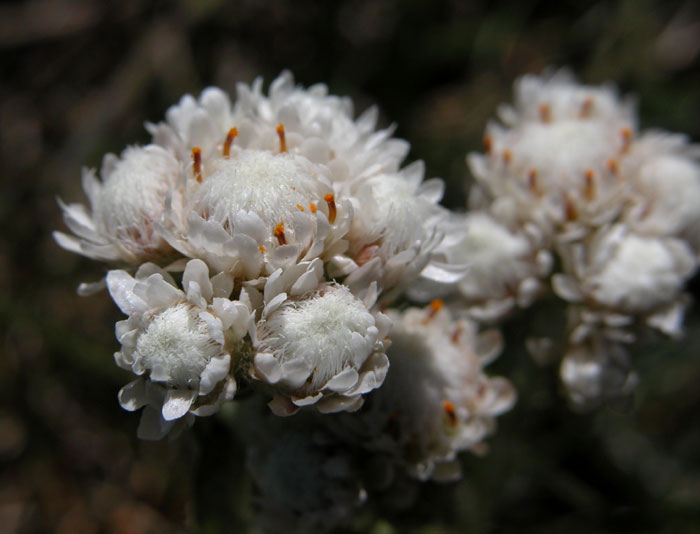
[538,103,551,123]
[191,147,202,182]
[580,97,594,118]
[528,169,538,194]
[502,149,512,164]
[584,169,595,200]
[324,193,336,224]
[483,136,493,154]
[276,123,287,152]
[564,195,577,221]
[274,222,286,245]
[222,127,238,157]
[443,401,457,426]
[296,204,305,212]
[309,203,317,213]
[607,158,619,175]
[425,299,444,321]
[258,245,266,254]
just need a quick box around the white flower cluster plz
[55,71,514,527]
[435,70,699,409]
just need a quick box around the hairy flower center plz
[98,147,178,242]
[261,286,376,388]
[192,149,329,231]
[136,303,218,387]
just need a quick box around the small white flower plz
[54,145,181,266]
[334,302,515,481]
[342,162,459,296]
[107,259,249,439]
[469,69,636,238]
[159,148,353,278]
[623,132,700,249]
[553,224,697,326]
[411,212,551,320]
[248,273,390,416]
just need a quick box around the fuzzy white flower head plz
[54,145,181,268]
[335,302,515,481]
[469,70,636,237]
[553,224,697,329]
[160,145,353,278]
[623,132,700,249]
[248,271,390,416]
[107,259,249,439]
[411,212,551,320]
[342,161,462,298]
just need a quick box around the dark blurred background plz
[1,0,699,532]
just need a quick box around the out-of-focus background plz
[1,1,699,532]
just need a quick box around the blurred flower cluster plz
[54,69,698,532]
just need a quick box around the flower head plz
[54,145,181,266]
[332,302,515,481]
[107,259,249,439]
[247,268,390,415]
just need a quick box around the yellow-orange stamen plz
[584,169,595,200]
[620,127,632,152]
[274,222,286,245]
[259,245,266,254]
[483,135,492,154]
[607,158,619,175]
[276,123,287,153]
[191,147,202,183]
[528,169,539,195]
[443,401,457,427]
[296,204,305,212]
[579,97,594,118]
[309,203,317,213]
[538,103,551,123]
[324,193,336,224]
[424,299,444,323]
[502,149,512,164]
[564,195,577,221]
[222,127,238,158]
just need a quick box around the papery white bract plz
[331,302,515,481]
[107,259,248,439]
[248,271,390,415]
[54,145,181,266]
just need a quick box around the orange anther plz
[607,158,619,175]
[579,97,594,118]
[296,204,305,212]
[259,245,266,254]
[274,222,286,245]
[424,299,444,323]
[620,127,632,152]
[483,135,493,154]
[191,147,202,183]
[222,127,238,157]
[584,169,595,200]
[309,203,317,213]
[564,194,577,221]
[528,169,539,195]
[276,123,287,153]
[324,193,336,224]
[502,149,512,164]
[538,103,551,123]
[443,401,457,426]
